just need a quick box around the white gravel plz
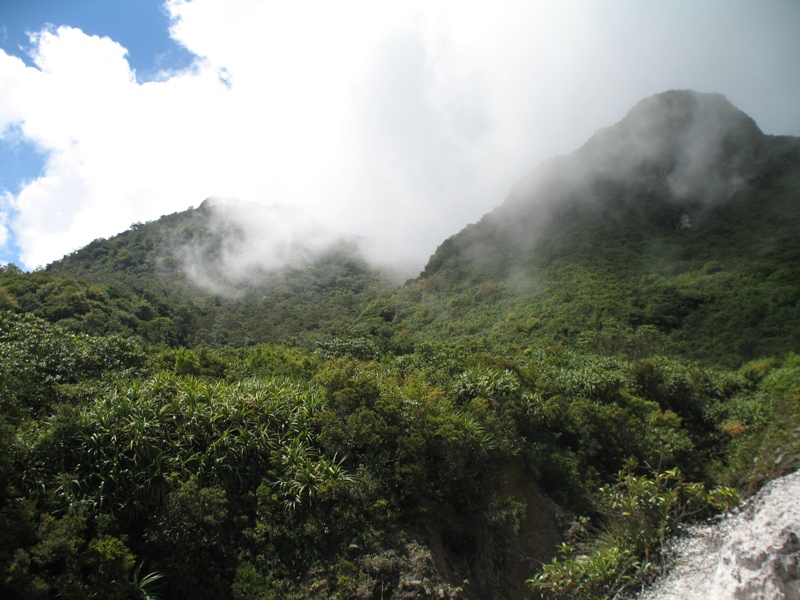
[639,470,800,600]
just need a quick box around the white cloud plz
[175,197,349,295]
[0,0,798,272]
[0,192,10,248]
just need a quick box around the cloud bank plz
[0,0,798,273]
[174,198,350,296]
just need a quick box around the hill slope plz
[41,198,396,346]
[369,91,800,366]
[37,90,800,364]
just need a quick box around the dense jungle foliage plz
[35,202,396,348]
[2,310,797,599]
[1,91,798,599]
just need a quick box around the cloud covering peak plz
[1,1,799,271]
[174,198,350,295]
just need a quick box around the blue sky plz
[0,0,192,77]
[0,0,193,264]
[1,1,800,272]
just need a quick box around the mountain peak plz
[424,90,797,286]
[578,90,764,191]
[506,90,767,212]
[620,90,759,134]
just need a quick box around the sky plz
[0,0,799,274]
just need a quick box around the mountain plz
[2,90,800,600]
[370,90,800,366]
[37,197,397,346]
[33,90,800,365]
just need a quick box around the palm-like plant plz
[131,562,165,600]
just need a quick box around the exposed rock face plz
[640,470,800,600]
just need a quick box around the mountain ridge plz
[396,90,800,364]
[21,89,800,363]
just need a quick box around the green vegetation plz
[2,309,797,599]
[529,465,739,599]
[39,203,395,348]
[1,91,798,598]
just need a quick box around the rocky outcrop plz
[640,470,800,600]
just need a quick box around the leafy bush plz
[0,311,145,416]
[529,464,739,599]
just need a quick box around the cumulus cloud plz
[0,194,9,248]
[0,0,798,272]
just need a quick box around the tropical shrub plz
[529,464,739,599]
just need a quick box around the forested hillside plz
[7,200,395,347]
[1,90,798,599]
[375,91,800,366]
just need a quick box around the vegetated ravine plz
[0,90,798,599]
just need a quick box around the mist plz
[421,88,777,296]
[1,2,799,272]
[499,91,766,225]
[172,197,417,296]
[171,198,346,295]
